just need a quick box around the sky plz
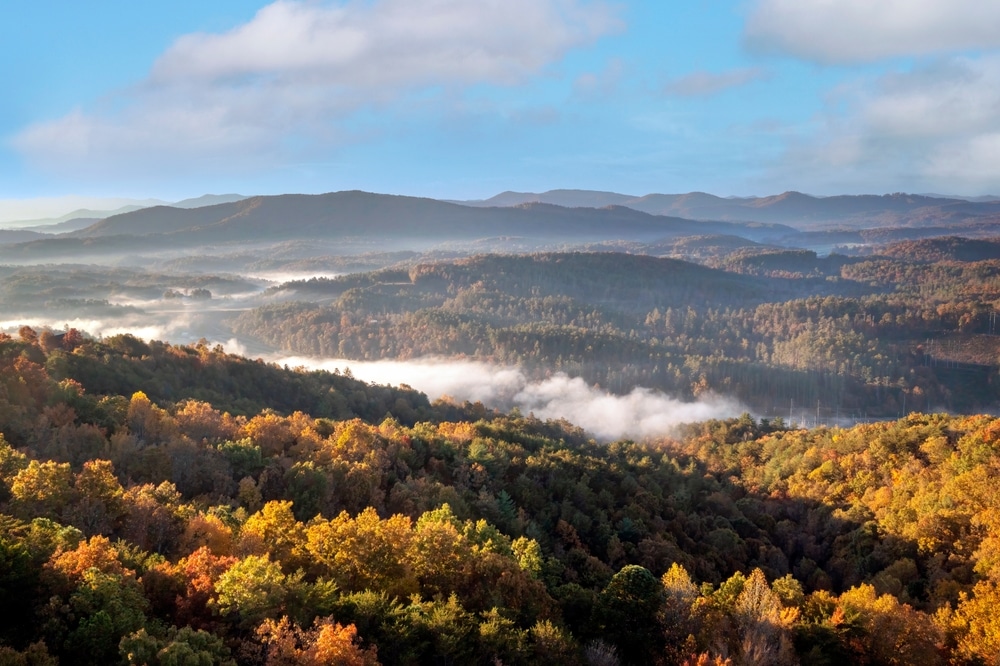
[3,0,1000,219]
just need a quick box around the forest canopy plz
[232,251,1000,418]
[0,332,998,664]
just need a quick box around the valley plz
[4,190,1000,427]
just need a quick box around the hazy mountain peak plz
[170,193,249,208]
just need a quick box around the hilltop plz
[457,189,1000,228]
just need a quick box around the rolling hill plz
[0,192,794,261]
[69,191,792,242]
[459,189,1000,228]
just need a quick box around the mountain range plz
[3,189,1000,261]
[71,191,792,241]
[4,194,249,230]
[455,189,1000,227]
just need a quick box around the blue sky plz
[3,0,1000,218]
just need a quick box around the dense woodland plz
[7,241,1000,419]
[6,199,1000,664]
[232,250,1000,417]
[1,331,1000,664]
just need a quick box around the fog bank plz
[238,270,344,283]
[0,316,193,343]
[0,315,745,439]
[271,355,745,441]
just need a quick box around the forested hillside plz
[1,331,999,664]
[233,251,1000,417]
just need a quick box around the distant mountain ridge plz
[10,189,1000,235]
[0,229,48,245]
[455,189,1000,227]
[171,193,249,209]
[0,191,801,261]
[9,205,150,229]
[3,194,248,231]
[66,191,792,243]
[6,189,1000,262]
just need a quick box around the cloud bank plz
[273,355,744,440]
[772,56,1000,193]
[13,0,620,178]
[746,0,1000,63]
[153,0,616,88]
[741,0,1000,195]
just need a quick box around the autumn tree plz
[213,555,297,627]
[305,507,416,597]
[256,616,380,666]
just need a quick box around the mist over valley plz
[5,189,1000,433]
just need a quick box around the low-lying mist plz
[0,316,194,344]
[270,354,745,441]
[236,270,344,283]
[0,311,275,358]
[1,316,745,439]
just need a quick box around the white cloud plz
[664,67,767,97]
[926,133,1000,188]
[862,59,1000,138]
[746,0,1000,63]
[153,0,617,88]
[764,56,1000,194]
[13,0,620,178]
